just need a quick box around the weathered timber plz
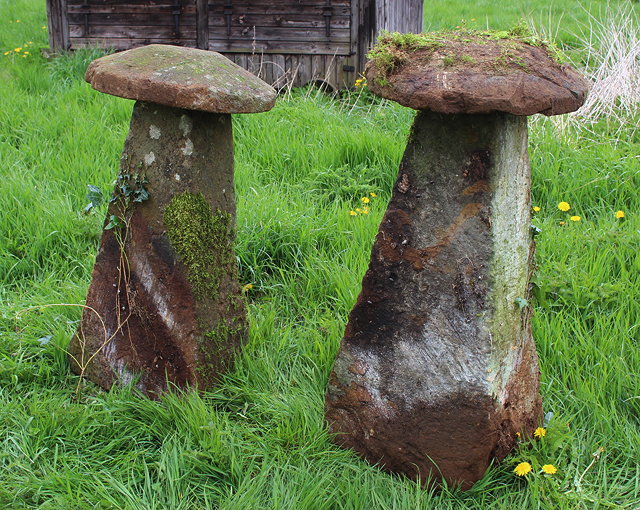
[69,45,276,397]
[46,0,424,89]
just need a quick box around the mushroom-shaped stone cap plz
[85,44,276,113]
[365,31,590,116]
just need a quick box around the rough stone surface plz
[325,111,542,489]
[365,32,589,115]
[85,44,276,113]
[68,102,246,397]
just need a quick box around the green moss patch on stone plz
[163,192,232,301]
[368,22,566,79]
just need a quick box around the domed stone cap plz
[365,30,590,116]
[85,44,276,114]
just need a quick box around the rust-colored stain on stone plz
[326,111,542,489]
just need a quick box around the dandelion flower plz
[241,283,253,292]
[361,197,370,204]
[570,216,581,222]
[355,208,362,213]
[16,19,20,23]
[42,26,47,30]
[558,201,570,212]
[534,427,546,438]
[349,210,357,216]
[615,210,625,219]
[559,221,565,225]
[14,47,22,52]
[3,51,9,55]
[370,192,377,197]
[514,462,532,476]
[362,207,370,215]
[541,464,557,475]
[532,206,541,212]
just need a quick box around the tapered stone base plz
[69,102,246,397]
[325,111,542,489]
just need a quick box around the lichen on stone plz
[163,192,232,300]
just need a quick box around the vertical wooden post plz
[46,0,70,51]
[196,0,209,49]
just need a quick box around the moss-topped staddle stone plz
[70,47,275,398]
[326,29,588,490]
[85,44,276,113]
[365,30,589,115]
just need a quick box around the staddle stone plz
[326,30,588,489]
[69,45,276,397]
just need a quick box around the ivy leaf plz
[83,185,104,214]
[133,188,150,203]
[104,215,123,230]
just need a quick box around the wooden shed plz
[46,0,423,89]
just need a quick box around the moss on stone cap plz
[85,44,276,113]
[365,25,590,115]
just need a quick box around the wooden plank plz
[69,25,197,38]
[208,26,350,42]
[47,0,65,50]
[196,0,208,48]
[270,54,287,88]
[66,5,198,14]
[60,0,71,49]
[208,14,350,29]
[207,4,350,16]
[208,39,350,55]
[68,14,197,25]
[70,37,199,49]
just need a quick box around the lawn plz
[1,0,639,508]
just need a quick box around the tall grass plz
[1,0,640,508]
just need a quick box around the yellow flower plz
[23,51,29,55]
[16,19,20,23]
[361,197,370,204]
[570,215,581,222]
[558,201,570,212]
[42,26,47,30]
[514,462,532,476]
[362,207,370,215]
[241,283,253,292]
[615,210,625,219]
[532,206,541,212]
[349,210,357,216]
[541,464,557,475]
[3,51,9,56]
[355,208,362,213]
[559,221,565,225]
[370,192,377,197]
[14,47,22,52]
[534,427,546,438]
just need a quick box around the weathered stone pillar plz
[325,31,589,489]
[69,45,276,397]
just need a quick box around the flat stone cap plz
[85,44,276,113]
[365,30,590,116]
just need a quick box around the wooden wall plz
[46,0,422,90]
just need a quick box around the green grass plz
[1,0,640,508]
